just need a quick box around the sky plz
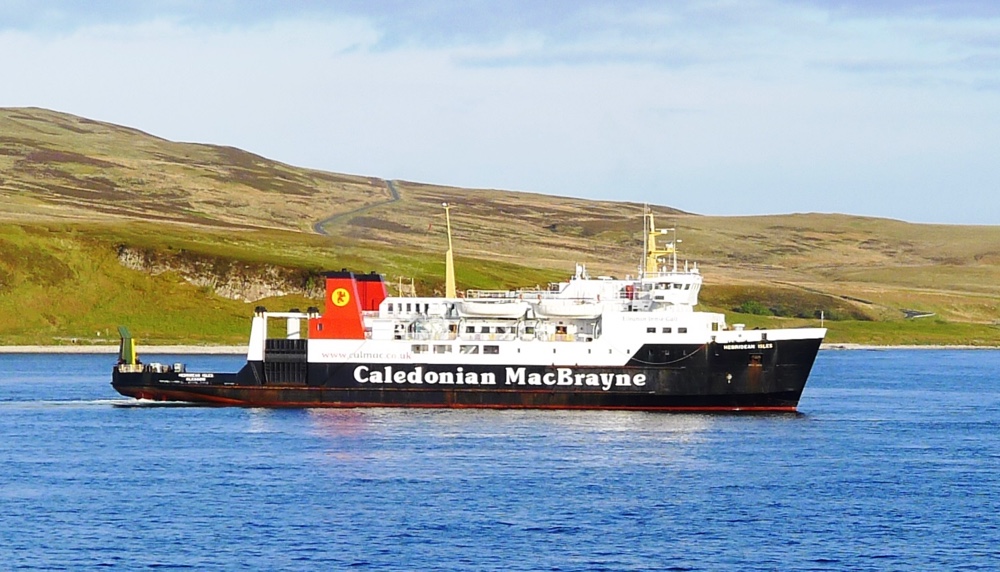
[1,1,999,225]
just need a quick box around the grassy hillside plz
[1,107,998,346]
[0,220,561,345]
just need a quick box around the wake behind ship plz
[112,211,825,411]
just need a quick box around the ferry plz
[112,209,825,411]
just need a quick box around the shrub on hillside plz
[735,300,771,315]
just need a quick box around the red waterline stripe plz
[125,390,797,412]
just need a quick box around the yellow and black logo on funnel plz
[331,288,351,307]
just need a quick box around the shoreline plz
[0,345,247,354]
[820,343,1000,350]
[0,343,997,354]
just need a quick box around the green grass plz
[0,224,245,344]
[822,319,1000,346]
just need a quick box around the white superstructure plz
[246,211,825,367]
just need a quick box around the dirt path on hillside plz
[312,179,401,235]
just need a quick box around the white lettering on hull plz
[354,366,645,391]
[722,343,774,350]
[353,366,497,386]
[504,367,646,391]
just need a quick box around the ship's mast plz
[642,205,649,278]
[443,202,456,298]
[644,210,677,276]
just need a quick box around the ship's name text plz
[354,366,645,391]
[722,343,774,350]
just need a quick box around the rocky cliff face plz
[116,246,324,302]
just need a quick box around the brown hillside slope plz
[2,107,999,332]
[0,107,390,231]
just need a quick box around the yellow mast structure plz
[644,208,677,276]
[443,203,456,298]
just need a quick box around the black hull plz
[111,338,822,412]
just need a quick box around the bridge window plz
[411,344,429,353]
[484,345,500,355]
[460,345,479,354]
[647,327,656,333]
[434,345,452,354]
[662,327,672,333]
[678,327,688,333]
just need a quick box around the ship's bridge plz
[632,270,701,307]
[507,261,703,311]
[632,209,703,309]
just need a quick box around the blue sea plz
[1,350,998,571]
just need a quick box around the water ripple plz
[0,350,999,570]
